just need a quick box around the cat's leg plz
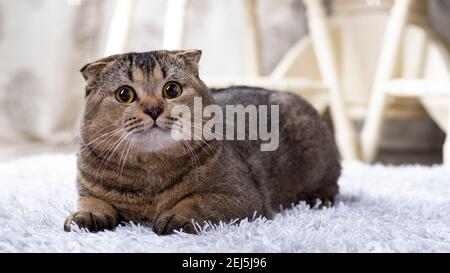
[297,181,339,208]
[314,182,339,207]
[153,193,256,235]
[64,196,120,232]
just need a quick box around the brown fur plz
[64,50,341,235]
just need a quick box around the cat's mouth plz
[149,123,162,129]
[134,121,177,152]
[144,124,167,133]
[139,121,173,137]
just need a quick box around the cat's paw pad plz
[153,213,196,235]
[64,211,117,232]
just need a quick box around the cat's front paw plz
[153,212,197,235]
[64,211,118,232]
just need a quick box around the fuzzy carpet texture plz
[0,154,449,253]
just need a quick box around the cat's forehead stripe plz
[131,66,146,83]
[126,58,134,81]
[151,60,165,80]
[126,53,167,82]
[151,54,167,79]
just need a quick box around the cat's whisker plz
[77,122,125,147]
[191,138,222,167]
[173,119,226,140]
[103,131,135,174]
[189,116,234,127]
[189,133,226,169]
[118,134,137,179]
[175,123,233,170]
[94,133,126,181]
[189,141,201,168]
[117,134,132,176]
[79,127,126,168]
[80,124,127,152]
[179,141,195,169]
[171,123,218,159]
[79,121,122,136]
[95,130,134,181]
[94,118,141,156]
[181,139,200,169]
[79,127,128,171]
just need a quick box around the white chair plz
[162,0,360,160]
[360,0,450,165]
[103,0,360,160]
[104,0,136,56]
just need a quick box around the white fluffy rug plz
[0,154,449,253]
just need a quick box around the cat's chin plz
[135,126,177,152]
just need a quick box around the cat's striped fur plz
[64,50,340,235]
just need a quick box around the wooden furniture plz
[360,0,450,165]
[103,0,450,165]
[159,0,360,160]
[104,0,136,56]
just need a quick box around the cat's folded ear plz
[80,55,119,83]
[173,49,202,75]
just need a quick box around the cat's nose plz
[144,105,163,120]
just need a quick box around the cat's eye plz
[115,86,136,104]
[163,81,182,99]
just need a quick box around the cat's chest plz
[112,197,157,223]
[105,177,172,223]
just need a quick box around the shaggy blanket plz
[0,154,449,253]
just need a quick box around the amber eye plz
[163,81,182,99]
[115,86,136,104]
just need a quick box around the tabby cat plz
[64,50,341,235]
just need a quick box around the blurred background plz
[0,0,449,164]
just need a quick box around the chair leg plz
[303,0,359,160]
[444,100,450,167]
[445,136,450,167]
[243,0,261,76]
[104,0,136,56]
[360,0,413,163]
[163,0,188,50]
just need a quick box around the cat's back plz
[212,86,271,106]
[212,86,318,116]
[211,86,341,211]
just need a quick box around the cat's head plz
[80,50,211,153]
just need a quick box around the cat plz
[64,50,341,235]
